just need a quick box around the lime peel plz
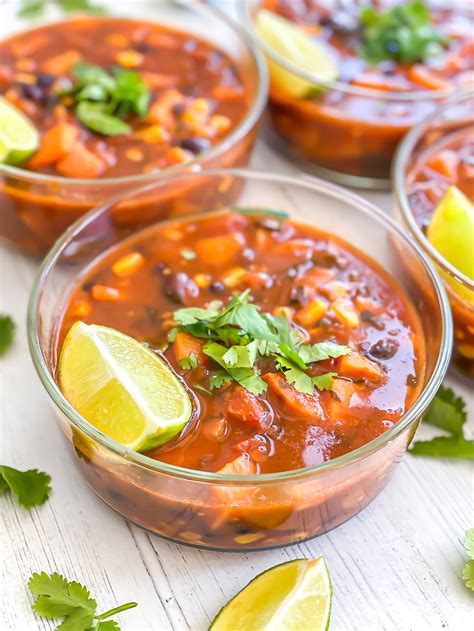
[0,96,39,165]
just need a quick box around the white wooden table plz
[1,140,473,631]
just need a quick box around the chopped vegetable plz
[0,314,15,356]
[28,571,137,631]
[28,122,79,167]
[0,465,51,509]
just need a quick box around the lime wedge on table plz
[255,9,338,98]
[210,558,332,631]
[59,322,192,452]
[0,97,39,165]
[427,186,474,302]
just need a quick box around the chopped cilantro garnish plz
[171,291,349,396]
[178,352,198,371]
[19,0,104,19]
[61,62,150,136]
[359,0,447,65]
[0,465,51,509]
[463,529,474,591]
[0,314,14,356]
[410,385,473,459]
[28,572,137,630]
[180,248,197,261]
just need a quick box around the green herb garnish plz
[0,465,51,509]
[170,290,349,396]
[178,352,199,371]
[180,248,197,261]
[28,572,137,630]
[0,314,14,356]
[410,385,474,459]
[463,529,474,591]
[62,62,150,136]
[19,0,104,19]
[359,0,447,65]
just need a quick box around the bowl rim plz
[239,1,473,103]
[393,94,474,292]
[0,7,268,187]
[27,168,453,485]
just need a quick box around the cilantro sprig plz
[463,529,474,591]
[61,62,150,136]
[169,291,349,396]
[359,0,447,65]
[0,314,15,356]
[0,465,51,509]
[410,385,474,459]
[29,572,137,630]
[19,0,104,19]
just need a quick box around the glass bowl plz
[394,96,474,379]
[27,169,452,551]
[240,1,472,190]
[0,1,267,255]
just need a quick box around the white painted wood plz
[0,3,472,628]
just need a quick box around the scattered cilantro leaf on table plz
[409,385,473,459]
[19,0,104,19]
[463,529,474,591]
[359,0,448,65]
[29,572,137,630]
[0,314,15,356]
[0,466,51,509]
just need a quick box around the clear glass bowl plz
[240,1,472,190]
[28,169,452,551]
[0,1,267,255]
[394,96,474,379]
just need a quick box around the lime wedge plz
[210,558,332,631]
[59,322,192,452]
[427,185,474,303]
[0,96,39,165]
[255,9,338,98]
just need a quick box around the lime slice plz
[427,185,474,303]
[59,322,192,452]
[0,96,39,165]
[255,9,338,98]
[210,558,332,631]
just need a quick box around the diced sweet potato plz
[56,143,105,179]
[407,65,451,91]
[217,453,257,476]
[426,150,459,181]
[226,387,271,430]
[338,352,382,382]
[194,232,245,267]
[29,123,79,168]
[41,50,82,75]
[174,332,206,365]
[146,89,183,128]
[263,372,326,421]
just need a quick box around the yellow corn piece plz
[112,252,145,277]
[295,299,327,327]
[92,285,120,302]
[116,49,144,68]
[210,114,232,134]
[222,267,246,288]
[332,299,360,328]
[324,280,348,300]
[193,274,210,289]
[457,343,474,359]
[15,58,36,72]
[14,72,36,85]
[70,300,91,318]
[125,147,144,162]
[136,124,170,144]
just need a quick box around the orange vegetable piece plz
[406,65,451,91]
[338,352,382,382]
[56,143,105,179]
[263,372,327,421]
[147,89,183,128]
[141,72,177,90]
[426,150,460,181]
[218,454,257,476]
[226,386,271,430]
[174,332,206,365]
[41,50,81,75]
[29,123,79,168]
[194,233,245,267]
[91,285,120,302]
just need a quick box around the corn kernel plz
[116,49,144,68]
[61,96,74,107]
[14,72,36,85]
[136,124,170,144]
[112,252,144,277]
[71,300,91,318]
[125,147,144,162]
[181,109,200,126]
[53,104,68,121]
[222,267,246,288]
[332,299,360,328]
[106,33,128,48]
[210,114,232,134]
[165,146,193,165]
[163,227,183,241]
[92,285,120,302]
[295,299,327,327]
[324,280,348,300]
[193,274,210,289]
[15,58,36,72]
[193,97,210,113]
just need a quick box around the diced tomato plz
[194,232,245,267]
[56,143,105,179]
[226,386,271,431]
[29,123,79,168]
[174,331,206,365]
[426,150,460,182]
[263,372,327,421]
[338,352,382,382]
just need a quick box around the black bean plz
[172,102,186,117]
[255,218,281,231]
[179,137,212,154]
[18,82,44,102]
[360,310,385,331]
[134,42,153,53]
[36,72,55,87]
[369,338,399,360]
[290,285,308,307]
[164,272,199,304]
[406,374,418,387]
[155,262,168,275]
[210,281,225,294]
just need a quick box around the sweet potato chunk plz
[263,372,326,421]
[226,387,271,430]
[29,123,79,168]
[338,352,382,382]
[194,233,245,267]
[174,332,206,365]
[56,143,105,179]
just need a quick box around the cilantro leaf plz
[464,529,474,559]
[0,314,15,356]
[422,385,466,436]
[173,304,221,326]
[180,248,196,261]
[29,572,137,630]
[223,340,259,369]
[275,355,314,395]
[19,0,104,19]
[209,372,233,390]
[359,0,447,65]
[0,465,51,509]
[409,436,474,459]
[299,342,350,364]
[178,352,198,371]
[76,102,131,136]
[463,560,474,591]
[313,372,337,391]
[204,342,267,395]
